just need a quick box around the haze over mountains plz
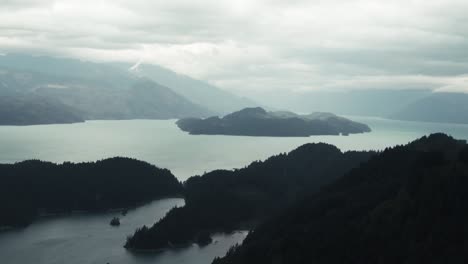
[1,53,468,126]
[256,89,468,124]
[0,54,255,125]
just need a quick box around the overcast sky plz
[1,0,468,96]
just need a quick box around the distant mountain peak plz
[129,60,143,74]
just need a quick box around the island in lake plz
[176,107,371,137]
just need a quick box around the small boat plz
[110,217,120,226]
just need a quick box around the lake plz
[1,117,468,181]
[0,198,248,264]
[1,117,468,264]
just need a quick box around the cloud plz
[1,0,468,96]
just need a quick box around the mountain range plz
[0,54,256,125]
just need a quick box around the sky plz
[1,0,468,96]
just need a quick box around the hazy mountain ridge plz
[124,62,257,114]
[213,133,468,264]
[258,89,468,125]
[176,107,371,137]
[0,54,217,123]
[0,95,84,125]
[391,92,468,124]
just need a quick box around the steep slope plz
[0,95,84,125]
[37,79,212,120]
[213,134,468,264]
[0,53,134,89]
[391,92,468,124]
[0,54,213,123]
[124,144,374,250]
[126,62,257,114]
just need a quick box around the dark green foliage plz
[124,143,374,250]
[177,107,371,137]
[213,134,468,264]
[0,158,182,228]
[459,146,468,164]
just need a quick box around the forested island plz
[124,144,375,250]
[176,107,371,137]
[0,158,182,228]
[213,134,468,264]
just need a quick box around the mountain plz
[124,144,374,250]
[213,134,468,264]
[125,62,257,114]
[391,92,468,124]
[36,79,212,120]
[176,107,371,137]
[0,158,183,228]
[0,95,84,125]
[0,54,213,123]
[254,89,432,117]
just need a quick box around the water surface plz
[0,198,247,264]
[0,117,467,180]
[1,117,468,264]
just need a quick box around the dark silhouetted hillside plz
[213,134,468,264]
[0,158,182,227]
[124,144,374,250]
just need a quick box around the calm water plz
[1,117,468,264]
[1,117,468,181]
[0,198,247,264]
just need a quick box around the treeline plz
[213,134,468,264]
[0,157,183,227]
[124,143,375,250]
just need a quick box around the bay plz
[1,117,467,264]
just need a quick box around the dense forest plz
[124,143,374,250]
[0,158,182,227]
[213,134,468,264]
[176,107,371,137]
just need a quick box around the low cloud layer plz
[1,0,468,96]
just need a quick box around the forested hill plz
[124,143,375,250]
[213,133,468,264]
[0,158,183,228]
[177,107,371,137]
